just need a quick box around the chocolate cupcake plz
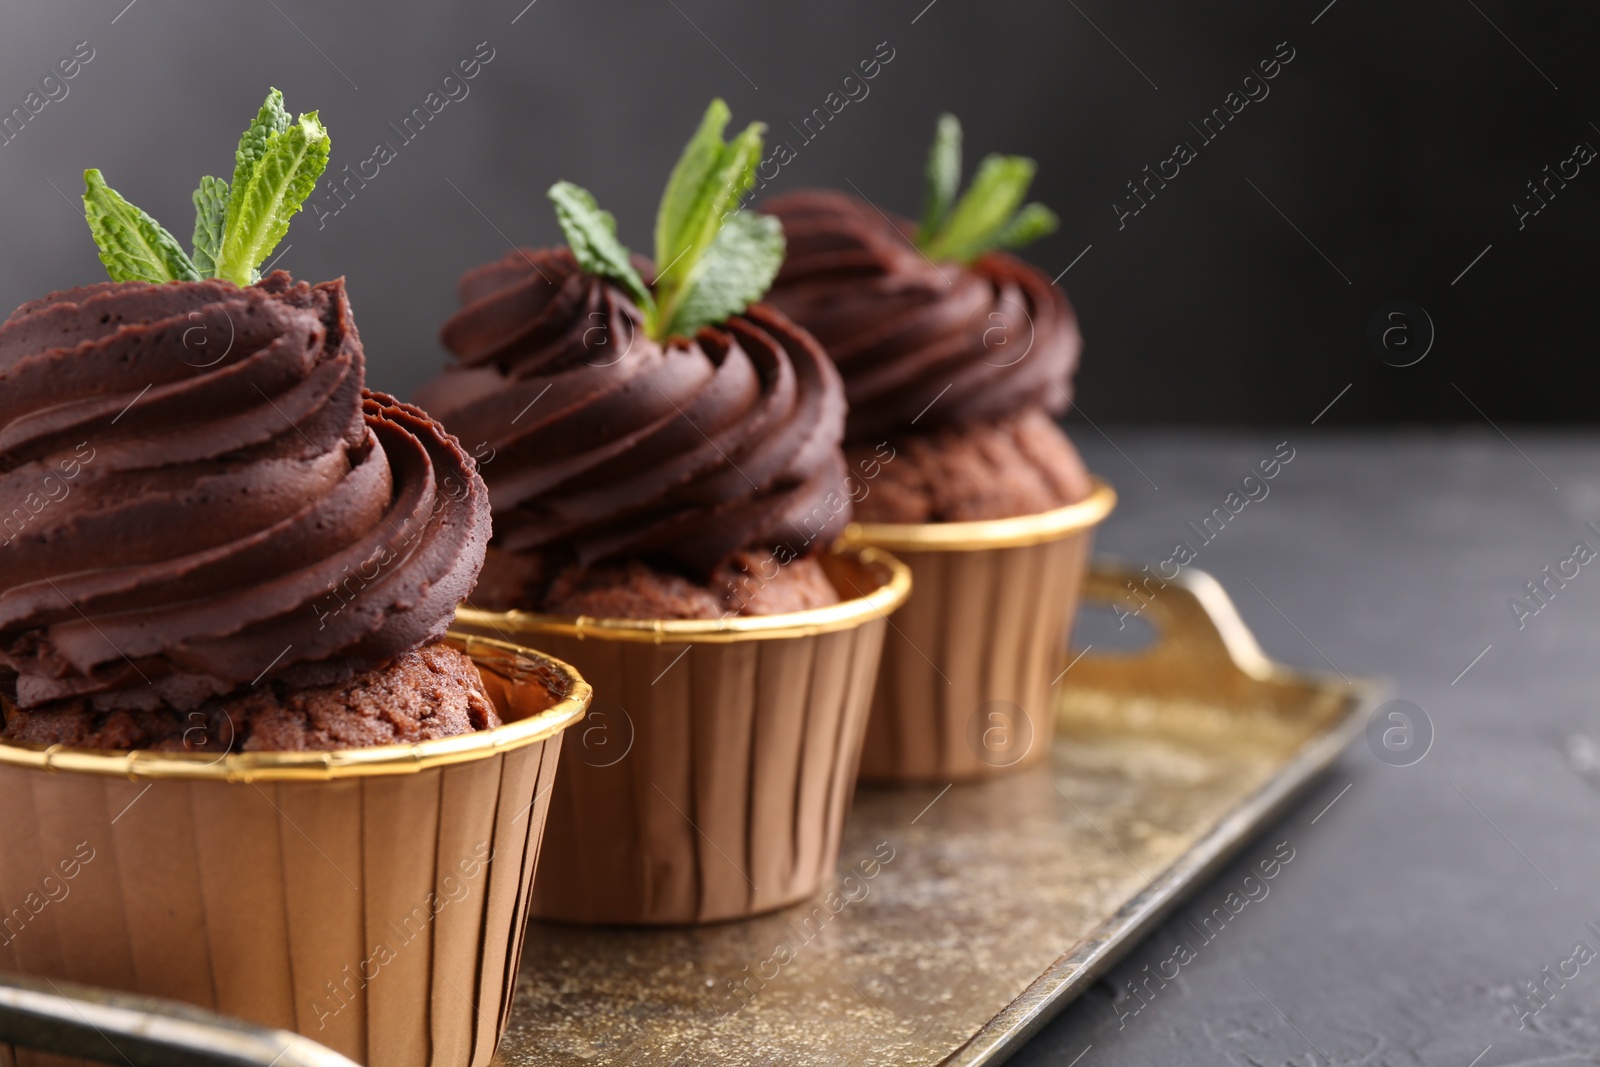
[0,90,588,1067]
[439,101,910,924]
[0,274,494,749]
[418,247,851,619]
[764,116,1093,520]
[763,115,1115,781]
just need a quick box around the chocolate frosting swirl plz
[0,273,489,711]
[762,190,1082,443]
[416,247,850,580]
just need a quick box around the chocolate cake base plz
[851,405,1093,523]
[1,642,499,752]
[472,547,842,621]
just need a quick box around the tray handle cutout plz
[1065,561,1317,710]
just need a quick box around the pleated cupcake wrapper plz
[0,635,590,1067]
[453,546,911,926]
[843,481,1116,783]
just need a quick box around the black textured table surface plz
[1016,428,1600,1067]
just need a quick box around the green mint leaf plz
[547,180,654,312]
[994,201,1058,250]
[654,99,731,288]
[82,169,200,284]
[190,175,229,278]
[719,123,766,208]
[922,153,1037,263]
[215,111,329,285]
[229,88,291,205]
[547,101,771,339]
[664,210,784,338]
[650,101,765,339]
[916,113,962,246]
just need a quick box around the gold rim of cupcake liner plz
[0,632,591,782]
[454,544,912,645]
[839,477,1117,552]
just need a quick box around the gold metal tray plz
[0,565,1375,1067]
[494,564,1379,1066]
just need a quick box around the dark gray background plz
[1,0,1592,424]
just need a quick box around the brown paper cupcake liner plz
[840,479,1115,783]
[0,634,590,1067]
[454,545,911,925]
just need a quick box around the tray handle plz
[0,971,356,1067]
[1069,561,1296,700]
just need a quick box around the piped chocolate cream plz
[0,272,490,712]
[416,247,850,606]
[762,189,1082,444]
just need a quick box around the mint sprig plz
[663,210,784,340]
[916,112,961,246]
[229,89,292,197]
[546,98,782,342]
[83,170,201,283]
[914,113,1058,264]
[215,111,329,284]
[81,88,330,287]
[549,181,653,313]
[190,175,228,277]
[651,99,766,335]
[993,201,1058,248]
